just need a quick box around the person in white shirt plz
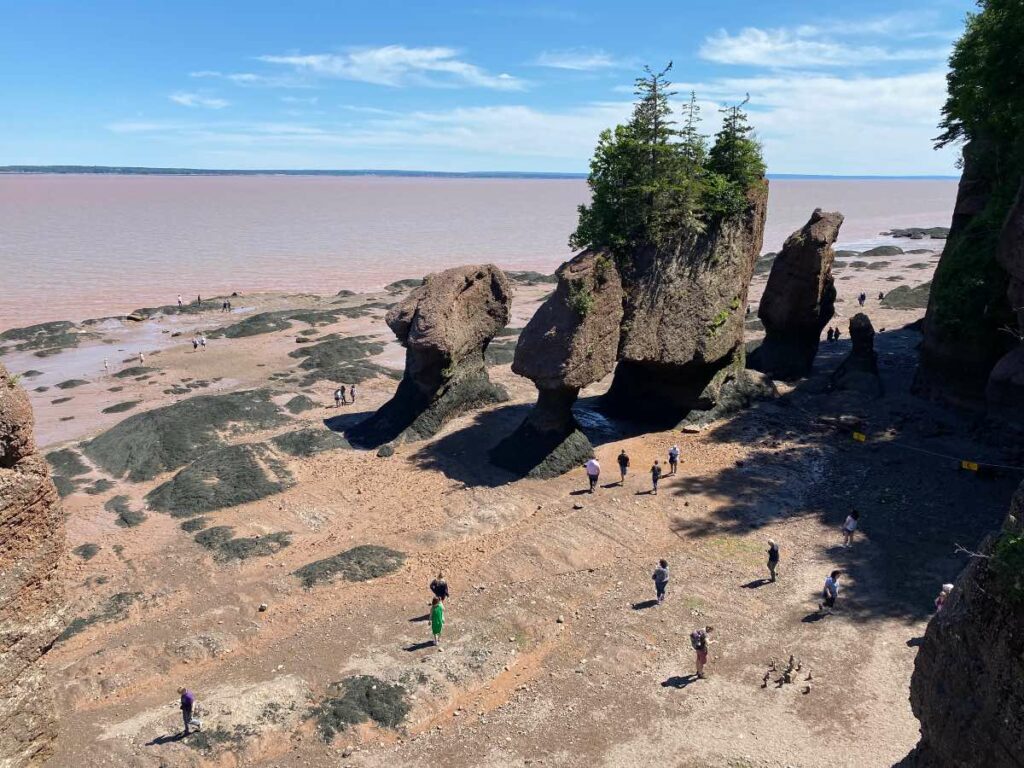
[842,510,860,547]
[668,444,680,475]
[585,458,601,493]
[819,570,841,614]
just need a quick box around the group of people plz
[333,384,357,407]
[584,444,682,496]
[190,335,207,351]
[825,326,843,342]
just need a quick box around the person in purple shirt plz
[178,687,197,735]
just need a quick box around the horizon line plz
[0,165,960,181]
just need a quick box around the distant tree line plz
[570,63,766,261]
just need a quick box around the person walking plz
[199,335,207,351]
[819,570,841,614]
[430,596,445,647]
[690,626,713,679]
[834,327,842,341]
[177,294,183,308]
[767,539,780,582]
[103,358,109,375]
[650,459,662,495]
[668,444,680,475]
[617,449,630,485]
[334,388,343,408]
[585,457,601,493]
[934,583,953,612]
[178,687,200,735]
[429,571,449,603]
[138,352,145,365]
[349,384,356,404]
[652,559,669,604]
[842,510,860,548]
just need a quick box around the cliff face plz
[916,140,1015,404]
[0,363,65,767]
[348,264,511,447]
[987,178,1024,418]
[604,180,769,421]
[749,208,841,380]
[904,481,1024,768]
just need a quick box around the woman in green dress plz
[430,596,445,647]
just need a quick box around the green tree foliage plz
[570,64,765,262]
[928,0,1024,345]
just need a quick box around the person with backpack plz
[429,571,449,602]
[430,596,445,647]
[842,510,860,548]
[767,539,780,582]
[178,687,201,735]
[617,449,630,485]
[652,559,669,604]
[819,570,841,614]
[690,626,713,679]
[650,459,663,495]
[668,444,680,475]
[585,457,601,493]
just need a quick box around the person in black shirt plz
[767,539,780,582]
[430,571,449,602]
[617,449,630,485]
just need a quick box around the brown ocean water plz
[0,175,957,329]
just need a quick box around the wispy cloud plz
[168,92,229,109]
[700,25,950,68]
[258,46,525,90]
[534,48,623,71]
[190,70,310,89]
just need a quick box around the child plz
[430,596,445,647]
[819,570,841,614]
[652,559,669,603]
[842,510,860,547]
[767,539,780,582]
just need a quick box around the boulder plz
[986,344,1024,418]
[829,313,883,398]
[0,363,65,766]
[491,250,622,477]
[603,181,769,422]
[998,178,1024,331]
[902,481,1024,767]
[347,265,511,447]
[749,208,842,379]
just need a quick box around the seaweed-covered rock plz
[348,265,511,447]
[902,482,1024,767]
[682,353,778,428]
[0,363,65,767]
[748,209,841,379]
[830,313,882,398]
[604,182,769,422]
[986,179,1024,420]
[491,250,622,477]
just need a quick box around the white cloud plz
[168,92,229,109]
[258,46,525,90]
[700,26,949,68]
[534,49,623,71]
[190,70,310,88]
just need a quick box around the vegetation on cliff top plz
[929,0,1024,346]
[570,64,766,262]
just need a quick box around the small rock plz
[556,615,565,624]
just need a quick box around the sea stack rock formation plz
[987,179,1024,419]
[347,265,511,447]
[0,363,65,767]
[916,139,1015,403]
[749,208,841,379]
[603,181,770,423]
[903,481,1024,767]
[491,250,623,478]
[829,313,883,398]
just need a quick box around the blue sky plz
[0,0,974,174]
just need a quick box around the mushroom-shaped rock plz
[830,313,882,398]
[0,363,65,766]
[347,265,511,447]
[491,250,623,477]
[749,208,842,379]
[603,182,769,423]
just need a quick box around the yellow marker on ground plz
[852,432,867,442]
[961,460,979,472]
